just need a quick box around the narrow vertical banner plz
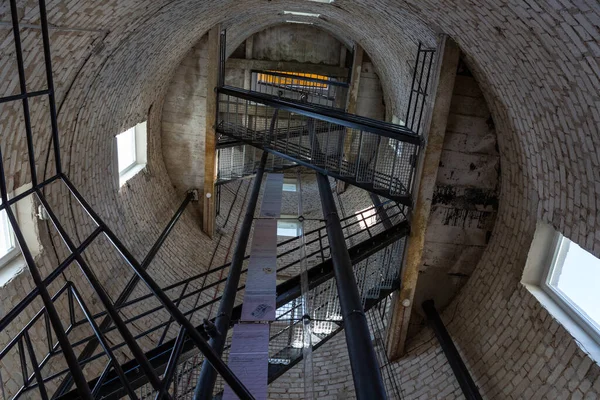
[224,173,283,400]
[222,324,270,400]
[297,172,315,400]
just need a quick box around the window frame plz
[282,178,297,192]
[116,122,147,187]
[0,203,20,269]
[116,126,137,176]
[540,233,600,345]
[277,215,302,238]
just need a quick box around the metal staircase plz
[56,201,409,399]
[216,86,422,207]
[0,2,438,397]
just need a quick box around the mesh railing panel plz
[217,89,420,204]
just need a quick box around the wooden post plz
[243,36,254,90]
[337,44,363,194]
[202,25,221,238]
[385,37,460,361]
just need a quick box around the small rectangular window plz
[282,178,297,192]
[543,236,600,342]
[277,216,302,237]
[117,127,136,174]
[116,122,147,186]
[0,206,19,268]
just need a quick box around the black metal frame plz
[253,70,349,88]
[1,3,434,397]
[422,300,483,400]
[316,172,388,399]
[219,86,421,145]
[53,192,195,397]
[0,2,254,399]
[62,219,410,399]
[4,185,404,398]
[405,42,436,135]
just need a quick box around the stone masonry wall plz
[0,0,599,399]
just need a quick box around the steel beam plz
[316,172,387,400]
[422,300,482,400]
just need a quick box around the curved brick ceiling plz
[1,1,598,397]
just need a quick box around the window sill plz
[523,283,600,365]
[0,256,26,287]
[119,163,146,187]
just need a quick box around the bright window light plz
[356,206,377,230]
[544,237,600,342]
[307,0,334,3]
[0,206,19,267]
[277,216,302,237]
[283,11,321,17]
[117,127,136,174]
[282,178,297,192]
[116,122,147,186]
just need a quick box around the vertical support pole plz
[316,173,387,400]
[194,152,269,400]
[345,44,363,116]
[422,300,482,400]
[243,36,254,90]
[385,36,460,361]
[334,45,348,110]
[244,36,255,138]
[203,24,221,238]
[337,44,363,194]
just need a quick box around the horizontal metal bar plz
[218,86,422,145]
[0,89,51,104]
[218,138,413,206]
[0,174,60,211]
[0,225,102,334]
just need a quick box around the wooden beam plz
[385,37,461,361]
[242,37,254,90]
[226,58,349,78]
[346,45,363,115]
[202,25,220,238]
[337,44,364,194]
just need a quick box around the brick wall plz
[0,0,598,398]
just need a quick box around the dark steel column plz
[316,173,387,400]
[194,151,269,400]
[422,300,482,400]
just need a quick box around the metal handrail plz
[218,86,422,145]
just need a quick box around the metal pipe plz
[37,0,63,174]
[193,151,269,399]
[422,300,483,400]
[52,191,194,397]
[315,172,387,400]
